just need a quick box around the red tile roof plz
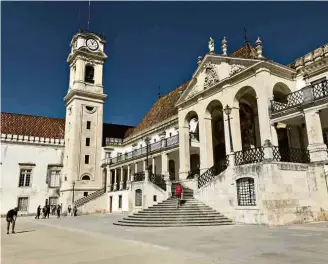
[229,43,259,59]
[125,80,190,138]
[1,112,66,139]
[1,112,134,143]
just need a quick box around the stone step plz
[129,217,227,221]
[143,208,217,213]
[135,211,222,216]
[119,219,232,225]
[114,221,233,227]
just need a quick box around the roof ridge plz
[1,111,64,121]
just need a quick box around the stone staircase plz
[113,183,233,227]
[74,188,106,208]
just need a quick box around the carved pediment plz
[229,64,247,76]
[203,62,219,89]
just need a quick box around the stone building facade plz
[1,30,328,225]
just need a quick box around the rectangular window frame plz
[17,197,29,212]
[86,137,90,146]
[49,170,61,188]
[49,197,58,206]
[85,155,90,164]
[18,164,35,188]
[86,121,91,129]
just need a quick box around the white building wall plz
[1,142,64,215]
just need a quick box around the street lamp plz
[72,181,75,204]
[224,104,234,153]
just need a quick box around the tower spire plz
[87,0,91,30]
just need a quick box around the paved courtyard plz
[2,214,328,264]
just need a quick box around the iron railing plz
[235,147,264,166]
[272,146,310,164]
[270,79,328,114]
[102,134,179,166]
[149,173,166,191]
[198,158,229,188]
[134,172,145,182]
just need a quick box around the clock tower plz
[61,30,107,207]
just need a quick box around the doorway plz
[109,196,113,213]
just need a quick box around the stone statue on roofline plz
[208,37,215,53]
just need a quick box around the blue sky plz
[2,1,328,126]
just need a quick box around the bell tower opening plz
[84,64,95,83]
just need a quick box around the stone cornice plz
[67,49,107,64]
[1,133,65,147]
[64,89,107,105]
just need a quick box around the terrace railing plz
[133,172,145,182]
[198,157,229,188]
[235,147,265,166]
[270,79,328,115]
[149,173,166,191]
[102,134,179,166]
[272,146,310,164]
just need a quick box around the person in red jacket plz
[175,183,183,208]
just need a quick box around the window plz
[85,155,90,164]
[135,189,142,206]
[84,192,88,197]
[81,175,90,180]
[19,169,32,187]
[169,132,172,137]
[84,65,94,83]
[49,170,60,188]
[17,197,29,211]
[153,195,157,202]
[86,137,90,146]
[86,121,91,129]
[118,195,122,209]
[49,197,58,206]
[105,152,111,159]
[236,178,256,206]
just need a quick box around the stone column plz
[152,157,156,174]
[114,169,118,191]
[159,131,166,149]
[256,69,273,145]
[120,167,124,190]
[127,164,132,190]
[106,165,110,192]
[304,109,328,162]
[143,159,147,171]
[198,113,214,174]
[178,115,190,179]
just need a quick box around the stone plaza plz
[2,214,328,264]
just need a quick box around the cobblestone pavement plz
[2,214,328,264]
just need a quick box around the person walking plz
[46,205,50,219]
[35,205,41,219]
[175,183,183,208]
[6,207,18,234]
[42,206,46,219]
[67,205,72,217]
[73,205,77,217]
[56,205,61,218]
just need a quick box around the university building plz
[1,30,328,226]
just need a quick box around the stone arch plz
[84,64,94,83]
[272,82,292,103]
[81,174,91,181]
[204,100,226,164]
[184,110,199,141]
[234,86,260,150]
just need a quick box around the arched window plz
[84,65,94,83]
[236,177,256,206]
[135,189,142,206]
[81,175,90,181]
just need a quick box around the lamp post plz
[72,181,75,204]
[224,105,234,153]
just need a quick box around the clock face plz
[86,38,99,51]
